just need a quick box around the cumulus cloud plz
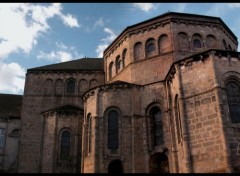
[95,28,117,58]
[37,42,82,62]
[0,61,25,94]
[133,3,154,12]
[0,3,80,59]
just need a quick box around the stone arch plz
[158,34,170,54]
[58,127,72,160]
[220,71,240,88]
[79,79,88,94]
[192,33,203,49]
[89,79,98,89]
[145,103,164,149]
[115,55,121,74]
[44,79,53,95]
[122,48,127,68]
[55,79,64,96]
[149,152,169,173]
[146,38,156,58]
[177,32,189,51]
[134,42,143,61]
[109,61,114,79]
[108,159,123,173]
[65,78,76,95]
[206,34,217,49]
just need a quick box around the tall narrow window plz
[146,38,155,57]
[109,62,114,79]
[193,39,201,48]
[223,39,227,50]
[87,114,92,153]
[226,81,240,123]
[61,131,70,160]
[122,49,127,68]
[0,128,5,149]
[159,34,170,54]
[115,55,121,74]
[67,79,75,94]
[55,79,63,96]
[150,106,164,146]
[177,32,189,51]
[108,110,119,149]
[134,42,143,61]
[175,95,182,143]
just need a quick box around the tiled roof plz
[0,94,22,118]
[28,58,104,71]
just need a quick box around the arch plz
[115,55,121,74]
[228,44,232,51]
[177,32,189,51]
[87,113,92,154]
[89,79,98,89]
[44,79,53,95]
[134,42,143,61]
[122,48,127,68]
[146,38,156,57]
[146,103,164,148]
[109,61,114,79]
[226,80,240,123]
[174,95,182,143]
[79,79,88,94]
[158,34,170,54]
[192,33,203,49]
[60,129,71,160]
[223,39,227,50]
[9,129,20,138]
[108,110,119,149]
[206,34,217,49]
[66,78,76,94]
[108,159,123,173]
[55,79,64,96]
[149,153,169,173]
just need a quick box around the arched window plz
[149,106,164,146]
[79,79,88,94]
[108,110,119,149]
[223,39,227,50]
[66,79,75,94]
[55,79,63,96]
[226,81,240,123]
[87,114,92,153]
[0,128,5,149]
[109,62,114,79]
[44,79,53,95]
[206,35,216,49]
[192,34,203,49]
[228,44,232,51]
[174,95,182,143]
[146,38,155,57]
[193,39,201,48]
[122,49,127,68]
[134,42,143,61]
[89,79,98,89]
[177,32,189,51]
[158,34,170,54]
[115,55,121,74]
[60,131,71,160]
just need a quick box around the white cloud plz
[133,3,154,12]
[93,17,105,28]
[0,61,25,94]
[37,42,82,62]
[95,28,117,58]
[0,3,80,59]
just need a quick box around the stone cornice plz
[82,82,141,101]
[166,49,240,83]
[27,70,104,76]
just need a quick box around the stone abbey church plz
[1,12,240,173]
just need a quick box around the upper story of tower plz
[103,12,238,85]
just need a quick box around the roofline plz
[103,12,237,55]
[27,57,103,71]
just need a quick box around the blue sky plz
[1,3,240,95]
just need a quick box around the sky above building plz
[0,3,240,95]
